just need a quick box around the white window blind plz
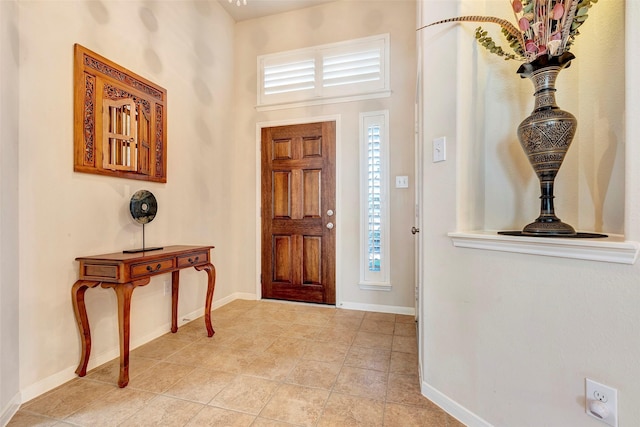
[322,49,381,88]
[263,58,315,95]
[258,34,390,109]
[359,111,390,289]
[366,124,382,273]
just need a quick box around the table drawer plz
[177,251,209,268]
[131,258,175,278]
[80,262,121,281]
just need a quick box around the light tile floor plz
[9,299,464,426]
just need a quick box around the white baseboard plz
[421,380,493,427]
[220,292,257,303]
[0,392,21,427]
[178,292,256,322]
[338,301,415,316]
[20,292,256,403]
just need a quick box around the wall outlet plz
[163,280,171,296]
[586,378,618,427]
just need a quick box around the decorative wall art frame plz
[73,44,167,182]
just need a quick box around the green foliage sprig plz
[418,0,597,63]
[474,27,524,61]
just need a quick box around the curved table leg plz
[195,263,216,337]
[102,278,150,388]
[171,271,180,333]
[72,280,102,377]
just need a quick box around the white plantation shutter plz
[359,111,390,289]
[263,58,315,95]
[366,123,383,273]
[323,49,382,88]
[258,34,389,109]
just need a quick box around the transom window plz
[258,34,390,110]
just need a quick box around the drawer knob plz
[188,256,199,264]
[146,263,161,272]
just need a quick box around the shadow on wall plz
[139,5,163,74]
[193,77,214,106]
[194,39,216,67]
[86,1,109,24]
[592,126,619,231]
[139,6,158,32]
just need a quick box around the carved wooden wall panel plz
[73,44,167,182]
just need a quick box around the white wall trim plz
[0,392,21,426]
[255,115,343,305]
[422,380,494,427]
[256,91,391,112]
[358,283,392,291]
[19,292,255,403]
[339,301,414,316]
[448,231,640,264]
[625,0,640,240]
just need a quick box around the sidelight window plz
[359,111,390,290]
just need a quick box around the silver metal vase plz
[516,52,577,236]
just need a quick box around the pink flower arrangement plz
[418,0,597,62]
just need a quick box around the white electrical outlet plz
[163,280,171,296]
[586,378,618,427]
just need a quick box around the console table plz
[72,245,215,387]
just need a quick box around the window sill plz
[359,282,392,291]
[256,90,391,112]
[448,231,640,264]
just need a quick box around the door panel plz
[273,235,292,283]
[303,236,322,284]
[303,170,321,217]
[273,172,292,218]
[261,121,336,304]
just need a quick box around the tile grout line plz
[11,302,434,427]
[313,315,353,427]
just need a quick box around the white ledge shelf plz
[448,231,640,264]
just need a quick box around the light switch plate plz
[395,176,409,188]
[433,136,446,162]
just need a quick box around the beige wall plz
[234,0,417,312]
[420,0,640,425]
[0,0,20,421]
[7,0,418,407]
[16,0,237,399]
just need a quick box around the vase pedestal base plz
[497,230,608,239]
[498,217,607,238]
[521,218,576,236]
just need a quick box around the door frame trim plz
[255,115,342,305]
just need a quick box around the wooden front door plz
[261,121,336,304]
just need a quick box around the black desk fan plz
[123,190,163,253]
